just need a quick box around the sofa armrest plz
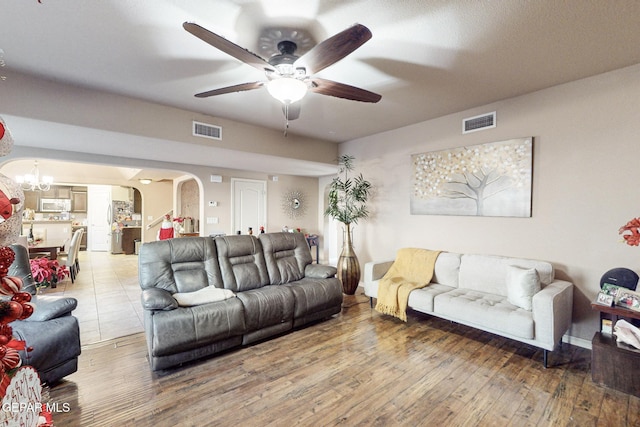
[141,288,178,311]
[363,260,394,284]
[531,280,573,351]
[21,295,78,322]
[304,264,337,279]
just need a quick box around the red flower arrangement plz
[619,217,640,247]
[29,258,69,290]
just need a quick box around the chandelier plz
[15,160,53,191]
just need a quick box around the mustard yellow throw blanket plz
[375,248,441,322]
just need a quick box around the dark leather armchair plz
[6,244,81,385]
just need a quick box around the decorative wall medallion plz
[282,189,307,220]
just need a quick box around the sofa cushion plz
[407,283,456,313]
[458,254,554,297]
[215,235,270,292]
[432,252,462,287]
[506,266,540,310]
[284,277,343,319]
[259,232,312,285]
[150,298,246,357]
[236,285,294,332]
[434,289,534,339]
[173,286,236,307]
[138,237,223,293]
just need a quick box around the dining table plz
[27,240,66,261]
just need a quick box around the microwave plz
[40,198,71,212]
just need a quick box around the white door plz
[87,185,111,251]
[231,179,266,235]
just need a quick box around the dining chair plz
[72,228,83,273]
[57,229,81,283]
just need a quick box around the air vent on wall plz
[193,121,222,140]
[462,112,496,134]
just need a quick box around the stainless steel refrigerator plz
[110,200,133,254]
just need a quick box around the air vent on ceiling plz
[193,121,222,140]
[462,112,496,134]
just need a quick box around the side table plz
[591,303,640,397]
[305,235,319,264]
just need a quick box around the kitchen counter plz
[22,221,73,242]
[23,220,73,224]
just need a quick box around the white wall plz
[0,72,337,245]
[339,63,640,343]
[0,72,338,167]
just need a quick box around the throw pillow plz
[506,265,540,310]
[173,287,235,307]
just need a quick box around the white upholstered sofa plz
[363,252,573,367]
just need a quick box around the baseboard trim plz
[563,334,591,350]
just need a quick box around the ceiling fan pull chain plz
[283,104,290,137]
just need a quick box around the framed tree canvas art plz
[411,137,533,217]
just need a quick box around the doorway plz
[231,178,266,235]
[87,185,111,251]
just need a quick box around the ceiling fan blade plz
[282,102,301,121]
[310,78,381,103]
[195,81,264,98]
[295,24,372,75]
[183,22,276,73]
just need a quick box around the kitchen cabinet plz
[57,187,71,198]
[71,191,87,212]
[23,191,39,211]
[121,227,141,255]
[40,186,72,199]
[24,185,83,213]
[133,188,142,213]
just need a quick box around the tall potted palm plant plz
[324,155,372,295]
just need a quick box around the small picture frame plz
[615,289,640,312]
[601,283,621,297]
[596,291,615,307]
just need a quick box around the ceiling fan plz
[183,22,382,125]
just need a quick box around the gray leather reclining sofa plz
[8,244,81,385]
[138,232,343,371]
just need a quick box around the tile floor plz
[40,250,144,345]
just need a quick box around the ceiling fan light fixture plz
[266,77,307,104]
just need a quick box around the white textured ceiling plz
[2,0,640,145]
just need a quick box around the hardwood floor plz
[46,294,640,426]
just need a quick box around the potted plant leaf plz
[324,154,372,294]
